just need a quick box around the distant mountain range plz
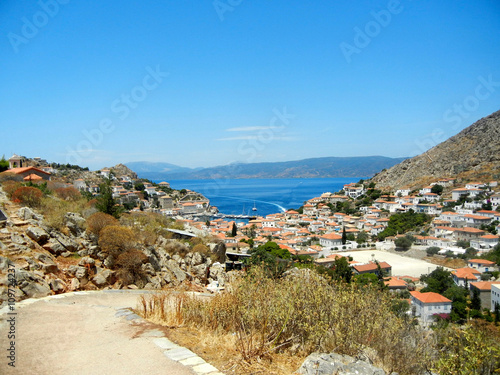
[371,109,500,190]
[125,156,408,180]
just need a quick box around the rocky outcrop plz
[371,110,500,190]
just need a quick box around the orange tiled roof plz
[410,291,451,304]
[470,281,500,291]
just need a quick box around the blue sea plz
[157,178,363,217]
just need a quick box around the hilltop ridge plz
[371,110,500,190]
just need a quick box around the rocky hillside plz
[371,110,500,190]
[0,189,227,307]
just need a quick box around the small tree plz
[395,235,413,251]
[471,288,481,311]
[95,178,121,218]
[231,222,237,237]
[341,227,347,245]
[431,184,444,195]
[0,155,9,172]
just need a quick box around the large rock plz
[92,269,115,287]
[15,269,51,298]
[64,212,86,237]
[192,264,208,281]
[36,253,59,274]
[297,353,386,375]
[17,207,44,222]
[51,232,78,252]
[209,262,227,287]
[49,278,67,293]
[211,242,226,264]
[26,226,49,244]
[165,260,186,283]
[43,241,66,256]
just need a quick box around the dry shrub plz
[11,186,43,207]
[86,212,119,237]
[191,243,209,255]
[2,181,23,199]
[433,321,500,374]
[99,225,135,258]
[165,241,189,257]
[115,249,148,286]
[54,186,81,201]
[138,291,187,326]
[41,196,88,230]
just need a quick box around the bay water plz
[159,178,363,217]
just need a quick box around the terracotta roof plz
[353,261,391,273]
[23,173,43,180]
[452,267,481,280]
[468,259,496,265]
[320,233,342,240]
[7,167,51,175]
[384,277,408,288]
[470,281,500,291]
[410,291,451,304]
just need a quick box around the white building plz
[319,233,343,249]
[491,284,500,311]
[410,291,452,325]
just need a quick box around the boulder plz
[192,263,208,281]
[43,241,66,256]
[51,232,78,252]
[26,226,49,244]
[36,253,59,274]
[211,242,226,264]
[190,252,204,266]
[17,207,43,222]
[209,262,227,287]
[165,259,186,283]
[15,269,51,299]
[49,278,67,293]
[64,212,86,237]
[92,269,115,287]
[11,233,27,245]
[78,256,95,267]
[297,352,386,375]
[69,278,80,291]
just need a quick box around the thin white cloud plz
[217,135,296,141]
[226,126,283,132]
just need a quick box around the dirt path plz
[0,290,222,375]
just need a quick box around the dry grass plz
[424,256,467,269]
[136,268,433,374]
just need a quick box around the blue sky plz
[1,0,499,170]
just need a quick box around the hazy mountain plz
[127,156,407,180]
[124,161,199,181]
[370,109,500,190]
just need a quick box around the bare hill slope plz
[371,110,500,190]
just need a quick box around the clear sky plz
[1,0,499,170]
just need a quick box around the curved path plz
[0,290,223,375]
